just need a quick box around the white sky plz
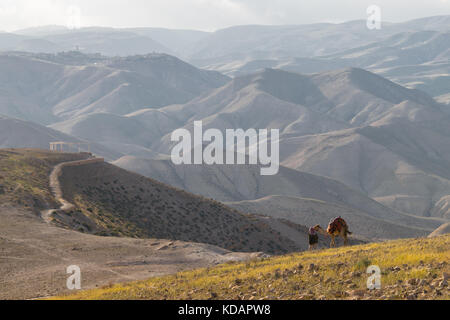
[0,0,449,32]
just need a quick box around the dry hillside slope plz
[0,149,313,255]
[113,157,444,240]
[55,235,450,300]
[56,160,303,254]
[0,148,321,299]
[0,203,264,300]
[0,52,229,124]
[0,116,120,160]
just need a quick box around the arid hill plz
[428,223,450,237]
[113,157,443,240]
[0,52,229,124]
[0,116,120,160]
[49,67,450,232]
[0,148,319,299]
[55,235,450,300]
[57,159,302,254]
[0,149,307,255]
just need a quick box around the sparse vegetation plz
[57,160,301,253]
[54,235,449,300]
[0,149,87,212]
[0,149,300,254]
[355,257,372,271]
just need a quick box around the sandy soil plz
[0,204,261,300]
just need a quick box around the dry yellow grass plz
[0,149,87,210]
[54,235,449,300]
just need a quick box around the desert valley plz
[0,12,449,301]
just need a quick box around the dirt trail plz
[0,151,261,299]
[1,204,260,300]
[41,157,105,223]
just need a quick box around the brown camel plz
[313,217,352,248]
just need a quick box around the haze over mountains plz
[108,66,449,233]
[0,15,449,248]
[0,52,228,124]
[4,16,449,61]
[113,157,443,240]
[0,116,121,159]
[1,15,449,98]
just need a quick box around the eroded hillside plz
[0,149,307,255]
[57,160,302,254]
[0,149,306,299]
[0,149,89,211]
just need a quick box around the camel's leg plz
[344,233,348,246]
[330,235,335,248]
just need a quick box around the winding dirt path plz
[41,157,105,223]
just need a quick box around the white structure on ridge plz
[49,142,91,153]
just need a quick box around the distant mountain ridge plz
[0,28,448,240]
[3,16,449,98]
[100,67,450,224]
[0,115,120,160]
[0,52,229,124]
[4,16,449,59]
[1,15,449,299]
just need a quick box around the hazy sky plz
[0,0,449,32]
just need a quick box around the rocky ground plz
[0,204,262,300]
[54,235,449,300]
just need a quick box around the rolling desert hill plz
[0,149,311,255]
[6,16,450,61]
[136,68,450,221]
[43,65,450,225]
[1,148,346,299]
[9,26,207,57]
[46,66,447,173]
[0,116,120,160]
[428,222,450,237]
[48,67,444,155]
[279,108,450,218]
[56,160,302,254]
[147,67,442,155]
[187,18,447,65]
[2,27,171,55]
[49,112,176,155]
[56,234,450,300]
[127,28,209,57]
[59,67,449,226]
[113,157,444,240]
[155,66,435,128]
[0,32,63,53]
[1,15,449,301]
[307,68,438,125]
[194,22,450,97]
[42,28,172,56]
[0,203,264,300]
[187,16,450,64]
[0,22,448,252]
[227,196,432,240]
[151,68,357,154]
[3,17,449,101]
[0,52,229,124]
[5,17,449,101]
[51,68,350,156]
[48,109,180,159]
